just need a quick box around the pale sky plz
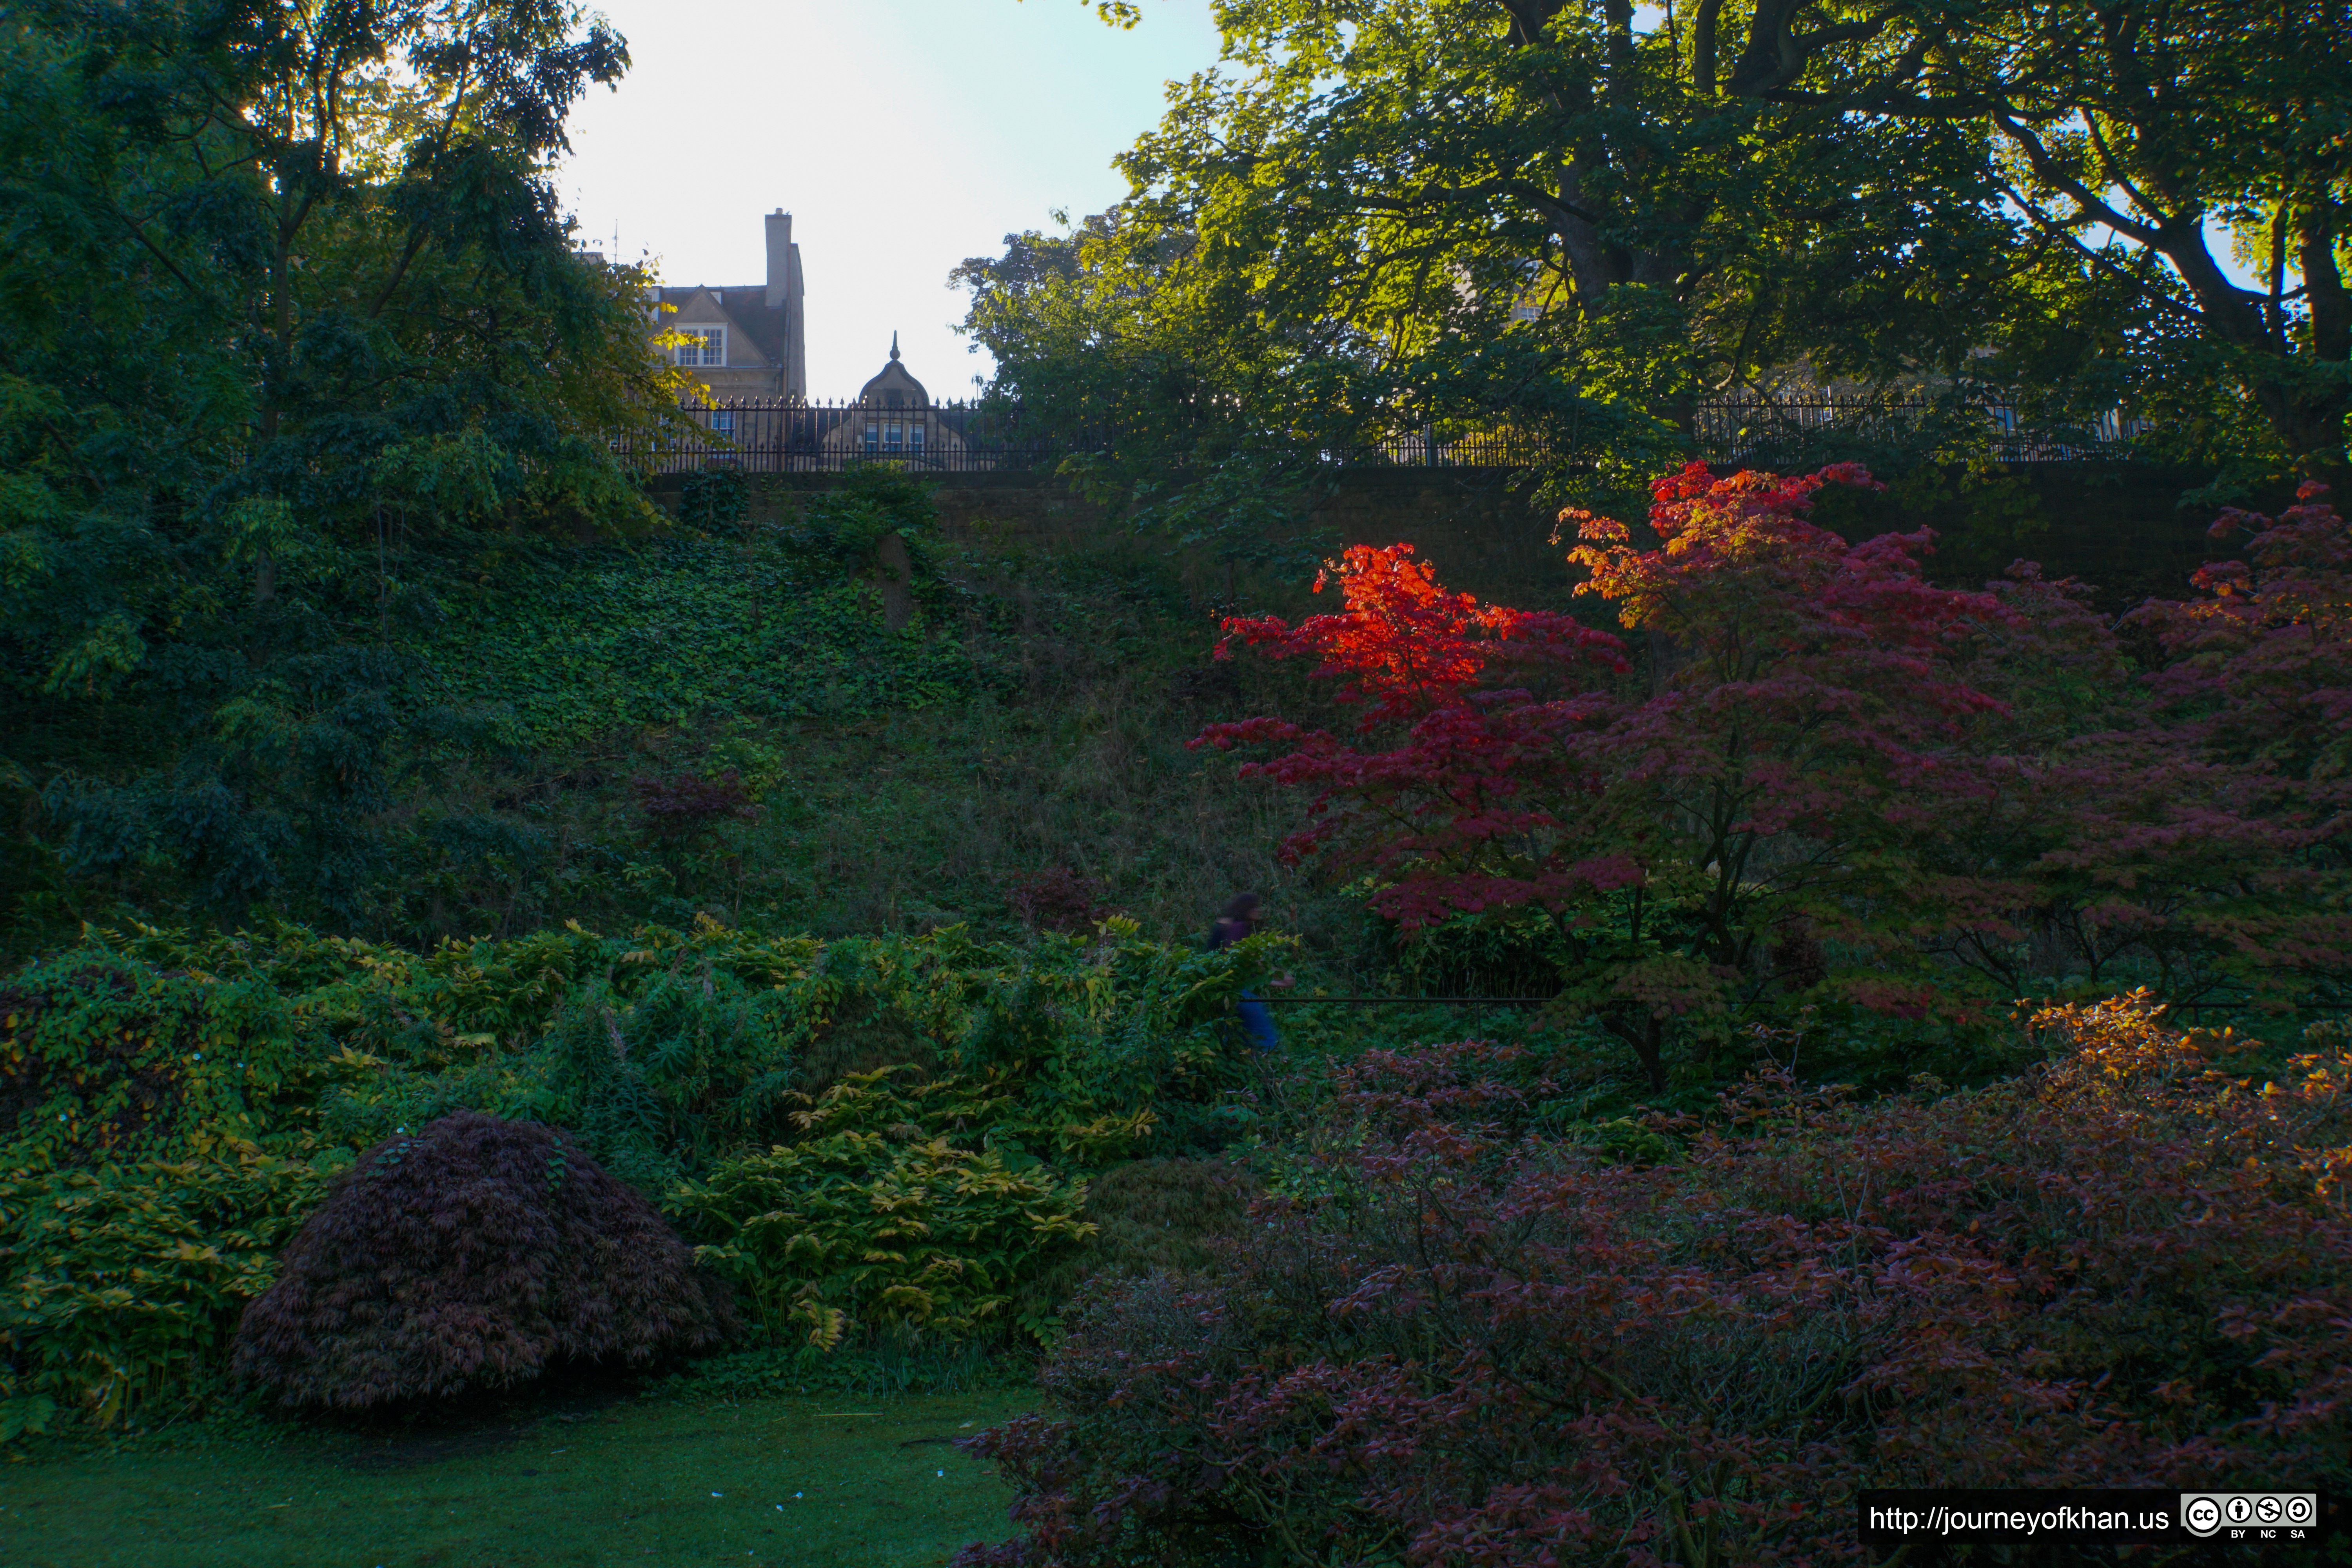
[557,1,1225,399]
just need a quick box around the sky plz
[556,1,1227,399]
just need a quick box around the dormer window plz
[675,327,725,367]
[885,390,903,408]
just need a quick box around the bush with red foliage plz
[955,997,2352,1566]
[1196,465,2352,1083]
[1198,466,2053,1079]
[633,769,757,842]
[234,1112,733,1408]
[2088,480,2352,994]
[2132,479,2352,780]
[1007,866,1109,933]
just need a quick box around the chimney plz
[765,210,793,309]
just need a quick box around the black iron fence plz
[623,398,1053,475]
[626,392,2153,477]
[622,399,1570,475]
[1688,392,2153,465]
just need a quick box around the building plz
[820,334,969,463]
[650,210,807,399]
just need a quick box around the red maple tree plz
[1200,464,2036,1083]
[1197,465,2352,1086]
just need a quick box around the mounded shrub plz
[234,1112,733,1408]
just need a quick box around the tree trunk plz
[1606,1010,1670,1091]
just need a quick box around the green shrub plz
[117,919,613,1051]
[0,1149,347,1434]
[672,1068,1093,1350]
[87,916,1266,1183]
[541,963,802,1191]
[0,915,1276,1435]
[0,949,321,1168]
[936,920,1265,1162]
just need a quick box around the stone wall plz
[653,462,2287,612]
[1816,463,2290,608]
[652,468,1578,599]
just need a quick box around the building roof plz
[856,333,929,405]
[655,286,788,368]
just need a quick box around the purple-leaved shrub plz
[234,1111,733,1408]
[955,996,2352,1566]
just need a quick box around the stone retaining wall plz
[651,463,2289,611]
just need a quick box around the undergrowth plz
[8,483,1362,963]
[0,915,1290,1439]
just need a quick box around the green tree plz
[1916,0,2352,484]
[974,0,2019,485]
[0,0,684,936]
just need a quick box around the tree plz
[952,213,1318,490]
[1197,463,2350,1087]
[0,0,685,933]
[981,0,2018,480]
[1014,1,2345,486]
[1202,463,2036,1083]
[1913,0,2352,484]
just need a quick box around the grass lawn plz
[0,1389,1034,1568]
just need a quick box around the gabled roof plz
[655,286,787,368]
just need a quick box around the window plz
[864,422,880,452]
[674,327,724,366]
[884,422,904,452]
[711,410,736,437]
[908,423,925,454]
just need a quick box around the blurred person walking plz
[1208,892,1290,1053]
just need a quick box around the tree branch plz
[109,205,205,300]
[2079,113,2167,229]
[1726,0,1890,97]
[368,221,436,319]
[1692,0,1723,98]
[1985,109,2163,247]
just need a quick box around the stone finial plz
[889,331,901,361]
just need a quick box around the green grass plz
[0,1390,1033,1568]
